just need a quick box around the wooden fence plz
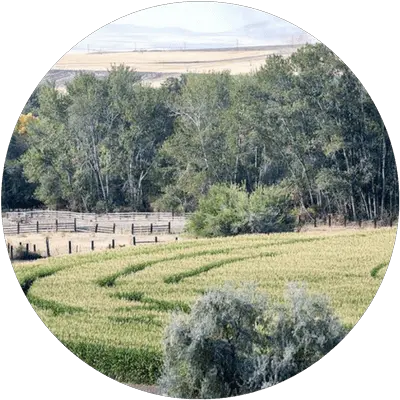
[3,209,190,223]
[3,220,172,235]
[298,215,396,229]
[7,235,180,260]
[3,220,76,235]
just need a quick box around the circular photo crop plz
[2,2,398,398]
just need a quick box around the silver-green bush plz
[159,283,345,398]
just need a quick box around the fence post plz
[150,223,153,234]
[95,223,98,233]
[7,242,10,253]
[113,223,116,234]
[55,219,58,233]
[374,218,377,229]
[112,239,115,249]
[133,236,136,246]
[33,244,36,253]
[313,218,317,228]
[176,237,178,241]
[74,218,77,232]
[17,222,20,235]
[328,215,331,227]
[36,220,39,233]
[131,223,134,235]
[155,236,158,243]
[68,241,72,254]
[168,221,171,234]
[358,219,362,228]
[46,237,51,257]
[10,246,13,260]
[26,243,29,255]
[91,240,94,251]
[344,216,347,227]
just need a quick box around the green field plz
[14,228,396,384]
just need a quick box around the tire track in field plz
[97,236,329,287]
[163,251,276,284]
[370,261,389,278]
[19,235,328,295]
[96,248,232,287]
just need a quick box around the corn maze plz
[13,228,396,384]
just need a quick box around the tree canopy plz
[2,44,398,221]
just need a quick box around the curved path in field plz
[14,229,395,385]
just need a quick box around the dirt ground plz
[52,46,296,87]
[5,231,184,258]
[125,384,159,395]
[55,49,280,73]
[5,222,393,259]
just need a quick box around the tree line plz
[2,44,398,222]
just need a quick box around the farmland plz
[13,228,396,384]
[51,45,298,88]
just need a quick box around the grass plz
[163,252,275,284]
[27,294,85,316]
[13,228,396,384]
[112,291,191,313]
[370,262,389,278]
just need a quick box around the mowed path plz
[12,228,396,385]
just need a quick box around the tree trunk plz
[368,193,373,220]
[343,148,357,220]
[360,191,369,219]
[380,136,387,218]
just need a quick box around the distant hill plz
[231,21,313,44]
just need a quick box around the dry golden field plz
[53,46,296,86]
[12,228,396,384]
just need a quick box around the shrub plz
[14,245,42,261]
[187,183,296,237]
[159,283,345,398]
[247,283,345,391]
[248,185,295,233]
[187,184,249,237]
[159,284,263,398]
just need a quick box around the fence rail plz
[3,209,190,223]
[6,234,180,260]
[3,220,173,235]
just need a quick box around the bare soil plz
[5,231,185,258]
[51,46,297,87]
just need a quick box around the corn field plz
[12,228,396,384]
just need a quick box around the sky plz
[110,2,291,33]
[72,3,310,52]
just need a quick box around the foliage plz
[248,185,296,233]
[13,245,43,261]
[187,184,249,237]
[187,183,296,237]
[248,283,345,391]
[15,113,37,134]
[4,44,398,219]
[159,283,346,398]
